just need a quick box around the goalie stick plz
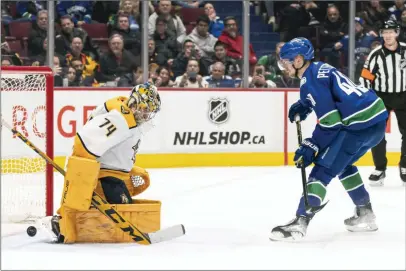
[1,117,185,245]
[295,116,328,214]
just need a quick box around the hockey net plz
[1,66,54,223]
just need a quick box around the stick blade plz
[148,224,185,244]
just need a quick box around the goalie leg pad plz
[61,156,100,211]
[57,206,78,243]
[75,200,161,243]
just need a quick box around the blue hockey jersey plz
[56,1,92,24]
[298,62,388,150]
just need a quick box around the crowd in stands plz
[2,0,406,88]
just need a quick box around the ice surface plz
[2,166,405,270]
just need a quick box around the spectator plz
[154,66,176,87]
[256,42,285,82]
[31,38,65,66]
[333,17,378,81]
[248,64,276,88]
[1,37,23,66]
[69,57,97,86]
[204,2,224,38]
[16,1,45,21]
[117,65,144,87]
[319,5,348,50]
[172,39,211,78]
[399,9,406,42]
[273,69,300,88]
[56,1,92,26]
[148,0,186,44]
[55,15,100,61]
[65,36,98,78]
[65,66,78,86]
[109,0,141,32]
[186,15,217,58]
[96,34,138,84]
[111,14,142,59]
[210,41,241,77]
[174,58,208,88]
[389,0,406,21]
[204,62,235,88]
[359,0,389,37]
[172,0,205,8]
[93,1,120,24]
[28,10,48,57]
[153,16,179,65]
[1,57,13,66]
[276,2,312,42]
[52,56,64,87]
[218,16,257,66]
[370,40,382,50]
[148,38,172,67]
[1,2,13,25]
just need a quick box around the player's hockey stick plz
[295,117,328,214]
[1,117,185,245]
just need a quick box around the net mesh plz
[1,71,49,222]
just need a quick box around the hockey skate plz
[369,170,385,186]
[269,216,311,241]
[399,165,406,185]
[344,202,378,232]
[44,215,64,243]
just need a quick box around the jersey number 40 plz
[333,71,369,97]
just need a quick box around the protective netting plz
[1,70,50,222]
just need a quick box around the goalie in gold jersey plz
[51,83,161,243]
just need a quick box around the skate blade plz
[346,223,378,232]
[269,231,304,242]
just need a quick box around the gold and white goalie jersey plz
[73,96,142,173]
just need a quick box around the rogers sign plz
[57,105,97,137]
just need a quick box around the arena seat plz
[8,21,32,41]
[81,23,108,40]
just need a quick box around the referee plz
[359,20,406,186]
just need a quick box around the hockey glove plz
[294,138,319,168]
[288,100,313,123]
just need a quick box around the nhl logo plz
[208,98,229,124]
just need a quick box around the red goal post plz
[1,66,54,222]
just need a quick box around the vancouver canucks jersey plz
[299,62,388,150]
[75,96,142,172]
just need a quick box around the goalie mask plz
[127,83,161,124]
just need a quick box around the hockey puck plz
[27,226,37,237]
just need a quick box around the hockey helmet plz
[278,37,314,71]
[279,37,314,62]
[128,83,161,124]
[380,20,400,35]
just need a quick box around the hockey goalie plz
[51,83,161,243]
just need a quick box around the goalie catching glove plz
[128,165,150,197]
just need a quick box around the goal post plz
[1,66,54,222]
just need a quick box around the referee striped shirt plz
[359,41,406,93]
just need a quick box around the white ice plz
[2,166,405,270]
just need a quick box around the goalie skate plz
[344,203,378,232]
[269,216,310,241]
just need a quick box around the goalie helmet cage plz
[1,66,54,222]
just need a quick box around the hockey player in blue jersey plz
[270,38,388,241]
